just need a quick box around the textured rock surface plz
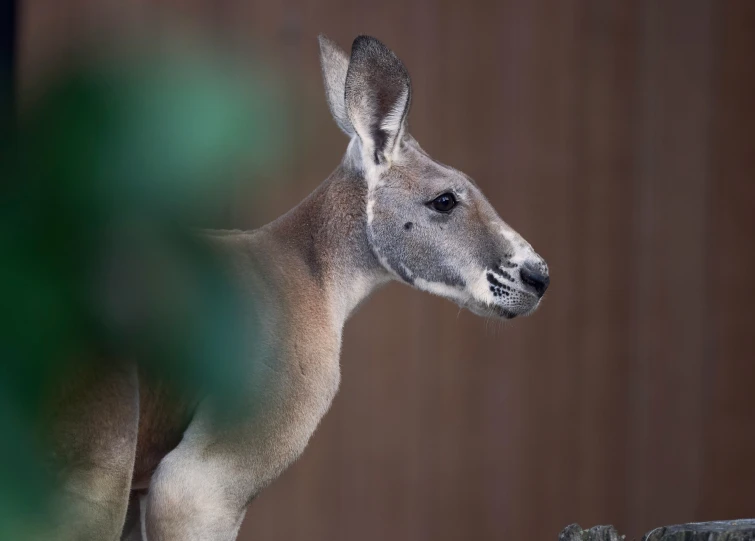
[559,524,624,541]
[559,521,755,541]
[643,520,755,541]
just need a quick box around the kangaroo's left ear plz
[345,36,411,171]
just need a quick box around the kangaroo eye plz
[430,193,457,213]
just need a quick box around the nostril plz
[519,262,549,297]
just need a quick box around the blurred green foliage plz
[0,46,284,538]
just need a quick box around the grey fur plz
[43,35,548,541]
[368,137,505,292]
[318,35,354,136]
[345,35,411,164]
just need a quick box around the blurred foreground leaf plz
[0,45,285,538]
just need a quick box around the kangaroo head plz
[319,35,548,319]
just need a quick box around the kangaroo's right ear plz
[318,35,355,137]
[344,36,411,173]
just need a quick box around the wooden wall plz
[19,1,755,539]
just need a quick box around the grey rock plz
[559,523,625,541]
[643,520,755,541]
[559,520,755,541]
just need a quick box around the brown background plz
[19,0,755,539]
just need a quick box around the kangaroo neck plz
[262,163,391,327]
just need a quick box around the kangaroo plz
[47,35,549,541]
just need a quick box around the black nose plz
[520,262,549,297]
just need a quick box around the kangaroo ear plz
[345,36,411,169]
[318,35,354,137]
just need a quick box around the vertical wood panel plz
[700,0,755,522]
[571,0,639,530]
[627,0,713,532]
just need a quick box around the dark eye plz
[430,193,457,213]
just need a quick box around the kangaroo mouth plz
[468,301,519,320]
[492,305,518,319]
[464,270,543,320]
[468,291,542,320]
